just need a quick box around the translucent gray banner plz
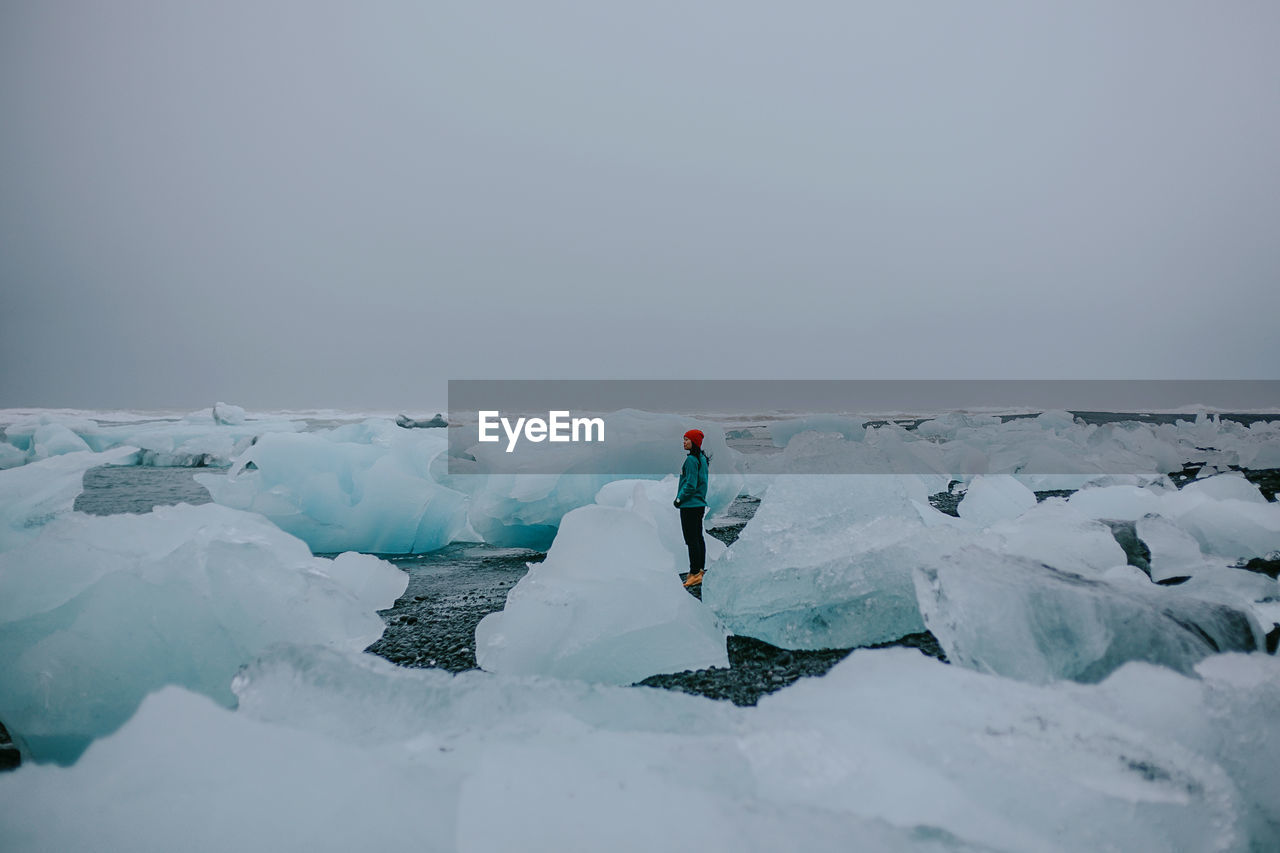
[446,380,1280,476]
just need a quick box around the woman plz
[674,429,710,588]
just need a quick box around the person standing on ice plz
[674,429,710,588]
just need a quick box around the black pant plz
[680,506,706,572]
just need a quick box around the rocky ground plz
[0,722,20,771]
[365,544,543,673]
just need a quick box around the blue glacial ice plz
[475,480,728,683]
[197,419,471,554]
[702,474,949,650]
[0,502,405,764]
[913,545,1264,684]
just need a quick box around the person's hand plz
[673,499,680,508]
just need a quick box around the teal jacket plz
[676,450,709,508]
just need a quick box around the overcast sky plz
[2,2,1278,411]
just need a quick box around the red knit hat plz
[683,429,704,448]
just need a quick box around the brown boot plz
[683,570,705,589]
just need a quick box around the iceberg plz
[1066,653,1280,847]
[0,447,138,552]
[1136,513,1211,583]
[0,503,405,763]
[198,419,470,554]
[0,442,26,470]
[0,686,453,852]
[395,412,447,428]
[768,414,866,447]
[211,401,246,425]
[955,474,1036,526]
[702,475,950,650]
[984,500,1128,578]
[1181,471,1268,504]
[1067,483,1167,519]
[1173,497,1280,561]
[593,476,728,567]
[748,648,1257,853]
[475,483,728,684]
[914,545,1263,684]
[30,421,92,458]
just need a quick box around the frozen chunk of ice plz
[702,476,951,649]
[956,475,1036,526]
[198,420,469,554]
[1035,409,1079,431]
[768,415,865,447]
[0,447,138,552]
[1181,472,1267,503]
[987,500,1127,577]
[1173,497,1280,561]
[0,503,405,763]
[1064,653,1280,848]
[914,546,1261,683]
[0,442,25,470]
[31,422,91,458]
[211,402,246,425]
[1068,484,1166,520]
[751,648,1251,853]
[0,687,454,852]
[476,493,728,684]
[593,477,727,565]
[1136,514,1209,582]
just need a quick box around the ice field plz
[1,406,1279,851]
